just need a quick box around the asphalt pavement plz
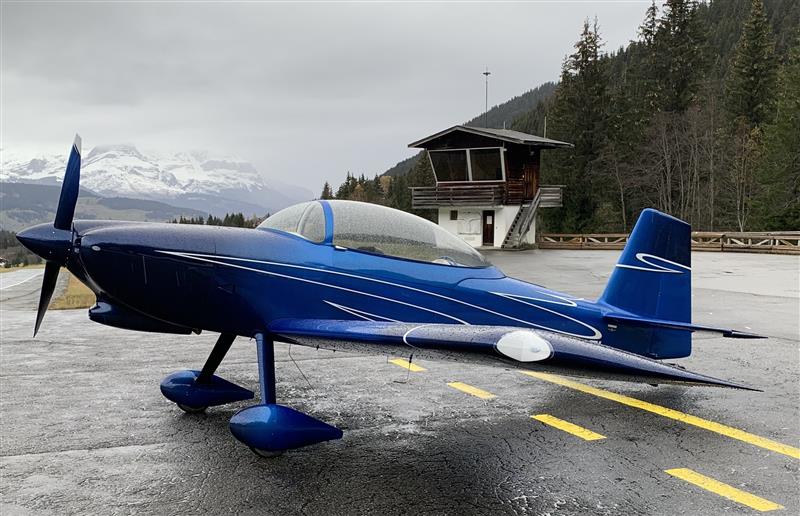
[0,250,797,515]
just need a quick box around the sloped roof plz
[409,125,572,149]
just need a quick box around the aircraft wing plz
[268,319,756,390]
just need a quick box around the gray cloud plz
[2,1,648,191]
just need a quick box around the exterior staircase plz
[501,186,563,249]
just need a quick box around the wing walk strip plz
[531,414,605,441]
[388,358,427,372]
[521,371,800,460]
[665,468,784,512]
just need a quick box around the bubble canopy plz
[258,200,489,268]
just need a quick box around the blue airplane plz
[17,136,762,457]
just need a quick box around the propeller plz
[17,134,82,337]
[54,134,82,231]
[34,262,62,336]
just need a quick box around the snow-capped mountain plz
[0,144,312,216]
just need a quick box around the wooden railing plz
[410,183,564,209]
[539,186,564,208]
[411,183,505,208]
[506,179,525,204]
[538,231,800,254]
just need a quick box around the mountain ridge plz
[0,182,209,231]
[1,144,313,216]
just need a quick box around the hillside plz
[464,82,558,129]
[381,82,559,178]
[0,183,207,231]
[531,0,800,232]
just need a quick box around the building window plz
[470,148,503,181]
[429,150,468,182]
[450,210,458,220]
[429,147,505,183]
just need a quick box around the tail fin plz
[599,209,692,359]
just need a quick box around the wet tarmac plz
[1,250,798,515]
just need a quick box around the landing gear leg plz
[256,333,277,405]
[197,333,236,384]
[160,333,254,412]
[229,333,343,457]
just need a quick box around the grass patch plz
[51,272,96,310]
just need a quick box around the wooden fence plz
[538,231,800,255]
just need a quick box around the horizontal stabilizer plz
[604,313,765,339]
[269,319,757,390]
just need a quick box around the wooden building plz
[408,125,571,248]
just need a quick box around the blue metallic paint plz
[16,139,762,454]
[160,370,255,408]
[90,299,194,334]
[229,404,343,452]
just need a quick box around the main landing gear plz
[160,332,342,457]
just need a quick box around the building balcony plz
[411,182,563,209]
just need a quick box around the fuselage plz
[63,218,642,350]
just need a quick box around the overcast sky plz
[2,1,649,192]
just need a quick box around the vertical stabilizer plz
[599,209,692,358]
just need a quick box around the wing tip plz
[723,329,767,339]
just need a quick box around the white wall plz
[438,208,483,247]
[437,206,523,248]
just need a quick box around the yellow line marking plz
[447,381,496,400]
[388,358,427,372]
[521,371,800,460]
[531,414,606,441]
[665,468,784,512]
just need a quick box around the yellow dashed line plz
[665,468,784,512]
[521,371,800,460]
[531,414,606,441]
[447,381,496,400]
[388,358,426,372]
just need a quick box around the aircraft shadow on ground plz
[163,385,723,516]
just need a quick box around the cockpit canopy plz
[258,200,489,268]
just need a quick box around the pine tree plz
[655,0,706,113]
[336,172,357,199]
[545,18,609,231]
[755,40,800,229]
[320,182,333,199]
[636,1,663,113]
[407,153,435,188]
[639,1,658,46]
[406,152,436,220]
[725,0,777,129]
[386,174,410,212]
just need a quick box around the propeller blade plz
[34,262,61,337]
[54,134,82,231]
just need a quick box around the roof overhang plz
[408,125,573,149]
